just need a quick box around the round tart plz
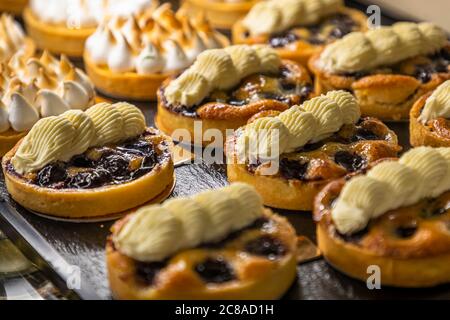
[84,3,229,101]
[156,45,313,145]
[233,0,367,67]
[2,102,174,219]
[314,147,450,287]
[107,184,298,300]
[410,80,450,147]
[227,91,401,211]
[309,22,450,120]
[0,0,27,15]
[183,0,261,30]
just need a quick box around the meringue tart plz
[309,22,450,121]
[232,0,367,67]
[107,183,298,300]
[315,147,450,287]
[0,51,95,156]
[84,3,229,101]
[183,0,261,30]
[0,13,35,63]
[410,80,450,147]
[156,45,313,145]
[24,0,152,57]
[0,0,27,15]
[2,102,174,219]
[226,91,401,211]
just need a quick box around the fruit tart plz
[0,0,27,15]
[24,0,153,57]
[0,51,95,156]
[107,183,298,300]
[410,80,450,147]
[226,91,401,211]
[2,102,174,219]
[156,45,313,145]
[183,0,261,30]
[0,13,35,63]
[315,147,450,287]
[309,22,450,120]
[232,0,367,67]
[84,2,229,101]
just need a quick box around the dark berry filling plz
[334,151,366,172]
[194,257,236,284]
[135,261,167,286]
[395,225,418,239]
[244,236,287,260]
[279,158,309,180]
[337,226,369,243]
[350,127,381,142]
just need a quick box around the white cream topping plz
[113,183,265,262]
[0,52,95,134]
[332,147,450,235]
[418,80,450,124]
[0,14,29,63]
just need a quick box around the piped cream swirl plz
[418,80,450,124]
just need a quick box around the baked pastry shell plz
[84,34,230,101]
[0,130,26,157]
[1,132,175,219]
[106,209,297,300]
[24,7,96,57]
[314,178,450,288]
[183,0,260,30]
[232,7,368,67]
[410,92,450,147]
[0,0,27,15]
[308,45,450,121]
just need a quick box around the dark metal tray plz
[1,0,450,300]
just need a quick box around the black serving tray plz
[1,0,450,300]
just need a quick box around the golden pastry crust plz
[107,209,297,300]
[0,130,26,157]
[156,60,313,145]
[23,7,96,57]
[410,92,450,147]
[0,0,27,15]
[309,44,450,121]
[184,0,261,30]
[232,7,368,67]
[1,129,175,219]
[227,117,401,211]
[314,178,450,287]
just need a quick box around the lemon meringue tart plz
[0,0,27,15]
[315,147,450,287]
[0,51,96,157]
[232,0,367,67]
[410,80,450,147]
[107,183,298,300]
[309,22,450,121]
[24,0,153,57]
[0,13,35,63]
[226,91,401,211]
[2,102,174,219]
[183,0,261,30]
[156,45,313,145]
[84,2,229,101]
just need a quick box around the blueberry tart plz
[232,0,367,67]
[309,22,450,120]
[2,102,174,219]
[315,147,450,287]
[156,45,313,145]
[107,183,298,300]
[227,91,401,211]
[410,80,450,147]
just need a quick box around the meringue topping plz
[0,51,95,134]
[113,183,265,262]
[333,147,450,235]
[11,102,146,174]
[418,80,450,124]
[319,22,447,73]
[165,45,281,107]
[85,3,227,74]
[0,14,31,63]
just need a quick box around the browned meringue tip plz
[152,2,182,31]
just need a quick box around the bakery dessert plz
[233,0,367,66]
[183,0,261,30]
[315,147,450,287]
[0,51,95,156]
[2,102,174,219]
[410,80,450,147]
[309,22,450,120]
[107,183,298,300]
[227,91,401,211]
[0,0,27,15]
[157,45,313,145]
[0,14,35,63]
[24,0,152,57]
[84,2,229,101]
